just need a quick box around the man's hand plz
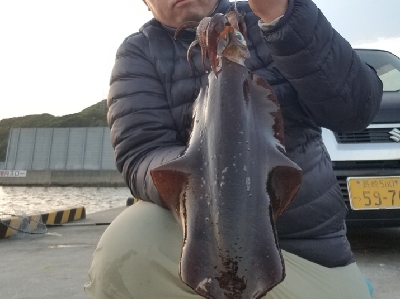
[247,0,289,23]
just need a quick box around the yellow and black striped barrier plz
[0,206,86,239]
[41,206,86,225]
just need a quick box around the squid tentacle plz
[174,21,200,39]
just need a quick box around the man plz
[85,0,382,298]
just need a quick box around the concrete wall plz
[4,127,116,171]
[0,170,126,187]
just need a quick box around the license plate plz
[347,176,400,210]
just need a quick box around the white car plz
[322,49,400,228]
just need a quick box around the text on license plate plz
[347,176,400,210]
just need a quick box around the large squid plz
[151,10,302,299]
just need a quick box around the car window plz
[354,49,400,92]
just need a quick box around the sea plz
[0,186,132,217]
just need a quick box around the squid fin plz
[267,165,302,220]
[150,168,189,213]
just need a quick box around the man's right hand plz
[247,0,289,23]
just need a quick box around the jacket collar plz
[213,0,231,15]
[162,0,232,40]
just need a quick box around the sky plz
[0,0,399,120]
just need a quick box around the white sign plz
[0,170,27,177]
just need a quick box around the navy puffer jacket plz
[107,0,382,268]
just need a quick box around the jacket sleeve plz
[107,33,185,208]
[261,0,383,133]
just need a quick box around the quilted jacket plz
[107,0,383,267]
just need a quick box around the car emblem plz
[389,128,400,142]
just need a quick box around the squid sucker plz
[151,11,302,299]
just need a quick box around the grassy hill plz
[0,100,108,161]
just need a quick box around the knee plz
[85,201,183,298]
[94,201,182,264]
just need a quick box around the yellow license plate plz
[347,176,400,210]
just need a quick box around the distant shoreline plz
[0,170,126,187]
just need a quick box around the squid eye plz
[234,31,246,46]
[235,32,244,41]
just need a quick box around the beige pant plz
[84,201,372,299]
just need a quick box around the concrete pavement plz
[1,206,399,299]
[348,228,400,299]
[0,207,124,299]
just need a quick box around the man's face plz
[143,0,219,28]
